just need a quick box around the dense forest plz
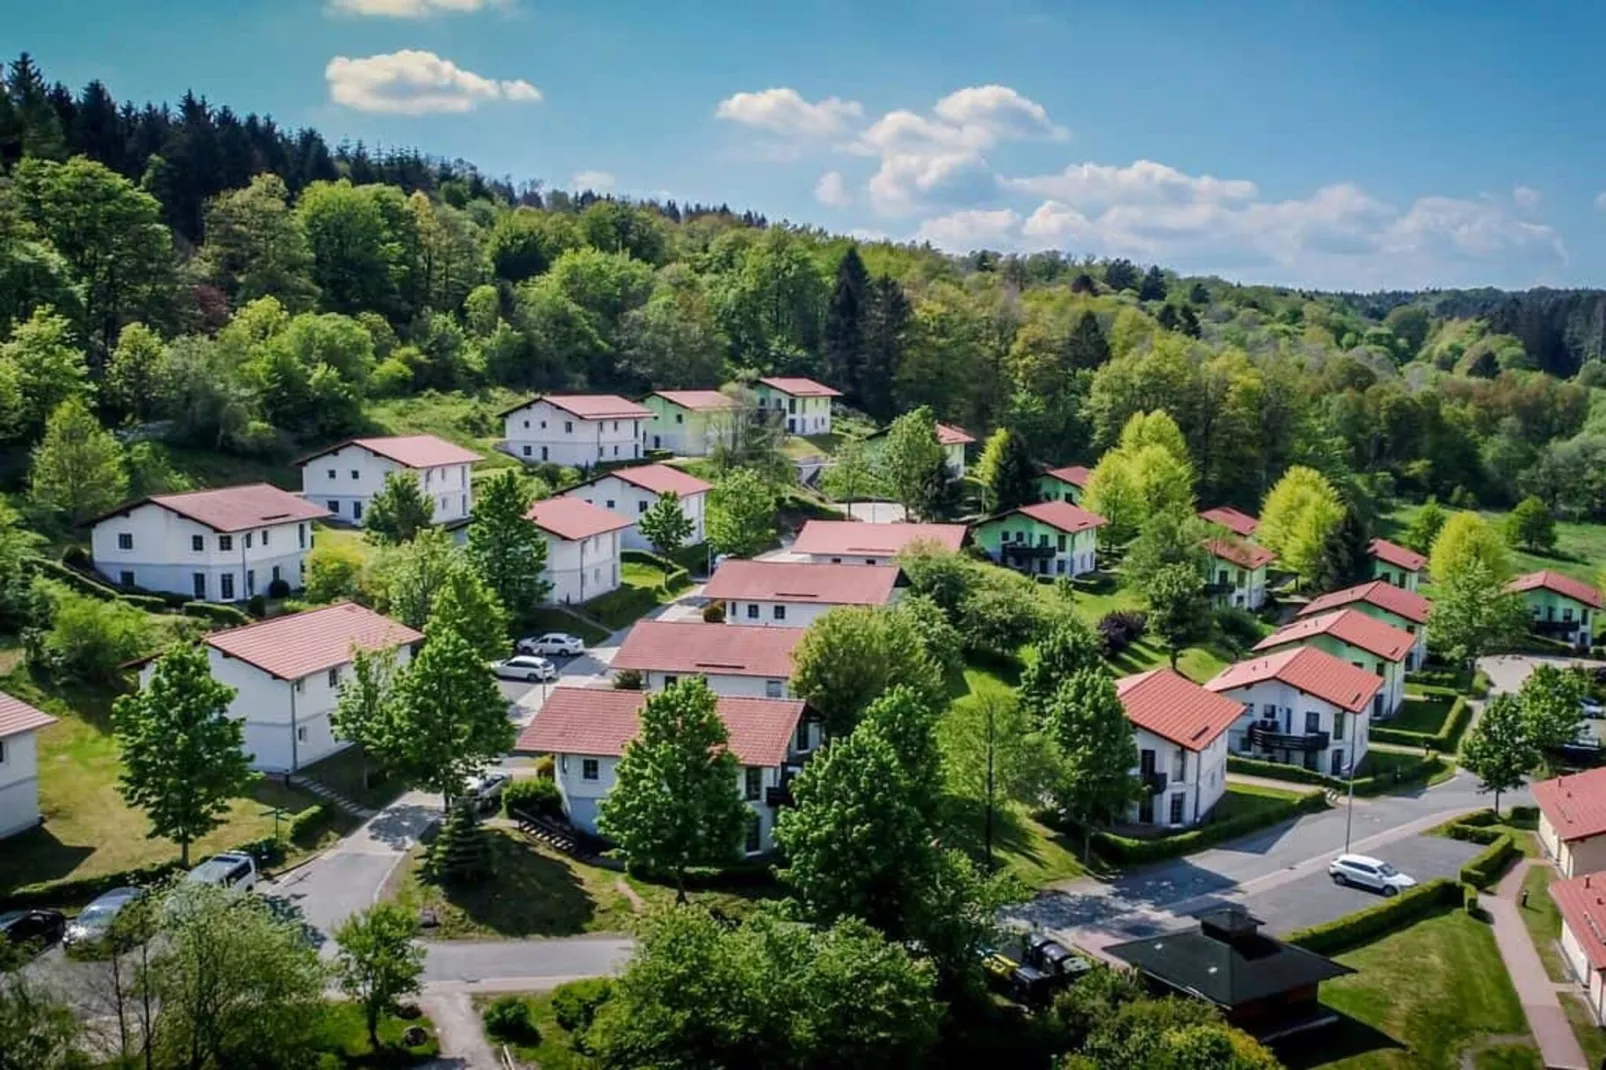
[4,51,1606,522]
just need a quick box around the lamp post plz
[1342,758,1357,853]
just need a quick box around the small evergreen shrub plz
[482,995,540,1045]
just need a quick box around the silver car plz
[65,886,144,948]
[517,632,586,657]
[1329,853,1416,897]
[491,655,557,682]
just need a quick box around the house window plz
[192,535,205,552]
[219,535,233,551]
[192,573,206,598]
[746,603,759,619]
[523,445,532,457]
[327,469,336,480]
[1169,793,1185,825]
[605,500,615,510]
[1334,712,1346,741]
[119,571,135,587]
[582,758,599,781]
[638,501,648,514]
[246,570,255,595]
[350,470,359,480]
[328,668,340,688]
[1304,711,1321,734]
[353,501,363,520]
[1564,606,1576,622]
[745,817,762,854]
[328,500,341,514]
[221,574,235,600]
[296,726,308,743]
[564,421,573,433]
[1172,747,1185,780]
[299,524,306,549]
[612,421,620,432]
[766,679,784,698]
[663,675,678,687]
[1262,703,1276,719]
[675,413,683,424]
[1056,534,1067,551]
[116,532,134,550]
[244,533,253,548]
[272,565,281,582]
[744,767,762,801]
[523,420,530,429]
[795,719,810,751]
[773,605,786,621]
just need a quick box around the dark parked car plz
[1,909,66,955]
[1022,932,1093,985]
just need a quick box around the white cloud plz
[328,0,508,16]
[714,88,863,137]
[326,51,541,114]
[814,171,850,208]
[1513,185,1541,212]
[916,208,1022,249]
[1006,160,1258,209]
[571,170,616,190]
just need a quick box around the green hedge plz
[26,557,172,613]
[1509,805,1539,827]
[620,548,691,592]
[1089,790,1329,865]
[1,859,187,911]
[1459,833,1520,888]
[182,601,253,628]
[1442,823,1503,846]
[1370,696,1472,753]
[1285,878,1463,955]
[1225,752,1447,797]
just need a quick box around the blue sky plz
[15,0,1606,289]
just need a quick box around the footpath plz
[1487,858,1587,1070]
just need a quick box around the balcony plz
[1248,722,1330,752]
[1000,541,1058,560]
[1533,618,1586,638]
[1204,581,1235,597]
[1141,769,1169,795]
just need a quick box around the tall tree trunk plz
[675,867,687,906]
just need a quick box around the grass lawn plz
[1393,693,1457,735]
[579,562,682,631]
[312,1001,440,1066]
[1518,861,1568,983]
[1384,504,1606,587]
[1211,781,1311,822]
[781,434,841,460]
[1286,910,1534,1069]
[363,390,524,468]
[1358,747,1455,786]
[1561,992,1606,1068]
[474,991,594,1070]
[312,522,371,562]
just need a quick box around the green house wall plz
[972,514,1098,576]
[1034,474,1084,505]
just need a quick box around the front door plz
[1138,794,1153,823]
[1372,693,1383,719]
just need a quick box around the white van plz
[185,852,259,893]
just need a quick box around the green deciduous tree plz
[1460,694,1536,815]
[32,582,151,685]
[706,466,776,559]
[0,944,83,1070]
[941,687,1059,871]
[1430,511,1512,585]
[1256,465,1344,587]
[28,396,127,525]
[1019,617,1104,723]
[821,437,886,503]
[1429,558,1528,668]
[113,643,254,865]
[637,491,694,556]
[596,678,750,901]
[1404,499,1448,555]
[304,538,366,604]
[975,426,1037,514]
[1144,563,1210,669]
[104,322,168,426]
[373,528,508,658]
[790,605,944,737]
[1045,668,1139,859]
[879,406,951,520]
[334,903,425,1050]
[1,308,92,439]
[200,173,319,311]
[465,468,550,626]
[1519,664,1590,759]
[1505,496,1557,554]
[331,645,398,791]
[364,470,434,545]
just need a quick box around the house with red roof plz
[91,484,330,603]
[1036,464,1092,506]
[791,520,967,566]
[527,498,635,605]
[1203,538,1276,611]
[1548,871,1606,1021]
[0,692,57,839]
[1535,768,1606,879]
[563,464,712,551]
[515,686,809,853]
[1298,580,1431,669]
[1207,646,1381,778]
[703,560,903,628]
[753,377,841,435]
[1367,538,1427,592]
[1253,608,1414,719]
[1116,669,1245,828]
[1199,506,1260,540]
[138,603,422,774]
[866,421,976,477]
[970,500,1107,578]
[611,621,808,712]
[1508,571,1603,650]
[296,435,482,526]
[500,394,654,468]
[641,390,739,456]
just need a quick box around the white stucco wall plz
[1217,678,1369,777]
[542,529,622,605]
[504,400,648,468]
[302,444,473,525]
[567,477,706,551]
[0,731,43,839]
[635,669,791,699]
[1126,728,1229,828]
[91,504,313,601]
[554,752,789,853]
[723,600,838,629]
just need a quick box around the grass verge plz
[1517,861,1568,983]
[1561,991,1606,1068]
[474,991,593,1069]
[312,1001,440,1066]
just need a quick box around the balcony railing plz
[1533,618,1587,637]
[1204,581,1235,597]
[1248,722,1330,752]
[1000,541,1058,559]
[1141,770,1168,795]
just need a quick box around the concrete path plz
[1488,859,1588,1070]
[420,991,499,1070]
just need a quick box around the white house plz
[753,377,841,435]
[642,390,739,456]
[500,395,653,468]
[0,692,56,840]
[1299,580,1431,670]
[611,621,805,701]
[1549,872,1606,1022]
[1203,537,1276,611]
[139,603,422,775]
[564,464,712,551]
[297,435,481,526]
[90,484,330,602]
[791,520,967,566]
[516,687,811,854]
[865,422,975,477]
[1535,768,1606,880]
[702,560,903,628]
[1253,608,1413,720]
[527,497,633,605]
[1116,669,1243,829]
[1207,646,1381,779]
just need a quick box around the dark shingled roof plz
[1104,907,1353,1008]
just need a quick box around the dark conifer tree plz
[822,246,870,404]
[1138,265,1168,302]
[1062,310,1111,371]
[860,274,910,423]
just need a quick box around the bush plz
[550,978,613,1036]
[181,601,253,628]
[1471,671,1491,698]
[1371,696,1471,753]
[26,556,169,612]
[1509,805,1539,827]
[267,578,291,599]
[482,995,540,1045]
[1464,885,1480,916]
[1,859,186,910]
[1459,833,1519,888]
[61,545,92,570]
[1285,879,1462,955]
[1225,753,1446,797]
[289,804,336,846]
[702,600,726,623]
[33,587,154,685]
[1090,790,1328,865]
[1096,610,1147,658]
[1215,605,1264,647]
[503,777,563,818]
[534,754,555,779]
[246,594,267,617]
[613,668,644,690]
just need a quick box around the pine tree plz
[974,427,1037,513]
[465,469,550,626]
[1156,304,1180,332]
[822,246,870,405]
[1062,310,1111,371]
[424,802,492,882]
[1137,266,1168,302]
[1103,259,1139,292]
[860,275,910,422]
[365,470,434,544]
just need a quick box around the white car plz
[1328,853,1416,897]
[517,633,586,657]
[185,852,258,894]
[462,771,513,812]
[1582,699,1604,720]
[492,655,557,682]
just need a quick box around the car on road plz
[1328,853,1416,897]
[462,770,512,812]
[186,851,259,893]
[491,655,558,682]
[1583,699,1604,720]
[1,909,65,955]
[517,632,586,657]
[64,887,144,949]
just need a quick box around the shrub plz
[482,995,540,1045]
[503,777,563,818]
[288,804,336,846]
[1509,805,1539,827]
[613,668,644,690]
[246,594,267,617]
[1,860,186,910]
[1459,833,1519,888]
[267,578,291,599]
[534,754,555,779]
[1371,696,1471,753]
[1464,885,1480,916]
[61,545,92,570]
[1090,790,1328,865]
[1225,753,1446,796]
[1285,879,1462,955]
[182,601,253,628]
[33,586,154,685]
[551,978,613,1036]
[1096,610,1147,658]
[304,540,366,604]
[1214,605,1264,647]
[702,600,726,623]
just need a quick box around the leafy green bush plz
[1090,790,1328,865]
[1370,696,1471,753]
[1464,885,1480,916]
[31,584,155,685]
[702,600,726,623]
[551,978,614,1035]
[482,995,540,1045]
[503,777,563,818]
[1214,605,1264,647]
[1285,879,1462,955]
[267,578,291,599]
[1225,752,1446,796]
[181,601,253,628]
[1459,833,1519,888]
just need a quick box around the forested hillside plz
[4,51,1606,522]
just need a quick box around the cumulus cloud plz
[814,171,850,207]
[571,170,616,190]
[1512,185,1541,212]
[326,51,540,114]
[715,88,863,137]
[328,0,509,16]
[916,208,1022,249]
[1006,160,1258,209]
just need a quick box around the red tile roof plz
[604,464,712,497]
[757,376,841,398]
[1205,538,1276,571]
[1550,873,1606,972]
[99,484,330,533]
[1508,570,1604,610]
[792,520,966,557]
[1299,580,1431,625]
[501,394,653,420]
[1041,464,1091,488]
[1206,646,1384,714]
[0,692,56,740]
[515,687,804,766]
[936,423,975,446]
[1534,768,1606,844]
[612,621,800,678]
[1367,538,1427,573]
[298,435,481,469]
[703,561,901,606]
[526,497,634,541]
[1254,608,1414,662]
[1116,669,1245,751]
[1012,500,1107,534]
[205,603,422,681]
[650,390,738,412]
[1199,506,1259,538]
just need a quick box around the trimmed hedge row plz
[620,548,691,592]
[1285,878,1463,955]
[1370,696,1472,753]
[1459,833,1520,888]
[1225,753,1447,796]
[181,601,253,628]
[26,556,171,613]
[1090,790,1329,865]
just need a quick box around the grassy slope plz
[475,991,595,1070]
[1384,503,1606,587]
